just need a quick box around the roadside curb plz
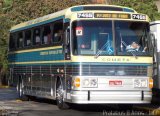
[0,86,10,89]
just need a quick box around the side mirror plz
[65,27,70,46]
[150,33,156,47]
[63,27,71,60]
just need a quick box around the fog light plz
[83,79,89,86]
[82,78,98,88]
[90,79,97,87]
[134,79,148,88]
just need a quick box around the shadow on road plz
[0,88,152,116]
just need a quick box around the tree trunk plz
[0,67,7,86]
[0,70,2,86]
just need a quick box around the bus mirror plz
[150,33,156,47]
[65,28,70,45]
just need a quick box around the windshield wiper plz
[95,33,113,58]
[94,41,110,58]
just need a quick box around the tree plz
[112,0,160,21]
[0,0,90,85]
[5,0,90,24]
[0,7,13,85]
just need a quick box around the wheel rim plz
[56,82,64,104]
[19,83,22,97]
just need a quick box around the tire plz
[18,79,29,101]
[56,79,70,109]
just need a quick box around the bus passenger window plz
[17,32,23,48]
[24,30,32,47]
[52,21,63,44]
[54,30,63,43]
[42,25,51,45]
[33,28,41,45]
[9,33,16,50]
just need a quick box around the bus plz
[8,4,154,109]
[150,21,160,101]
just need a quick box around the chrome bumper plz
[69,90,152,104]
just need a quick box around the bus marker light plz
[149,79,153,89]
[74,78,80,88]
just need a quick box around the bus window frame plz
[41,24,52,45]
[9,18,65,51]
[24,29,33,47]
[17,31,24,49]
[32,26,42,46]
[9,33,17,51]
[52,19,64,46]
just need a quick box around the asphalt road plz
[0,88,158,116]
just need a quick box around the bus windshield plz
[115,21,150,56]
[72,20,150,56]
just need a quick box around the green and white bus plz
[8,4,153,109]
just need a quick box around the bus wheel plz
[56,80,70,109]
[18,81,28,101]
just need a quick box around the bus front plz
[67,6,153,105]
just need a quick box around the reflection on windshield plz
[115,21,150,56]
[72,20,114,56]
[72,20,150,56]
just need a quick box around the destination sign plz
[94,13,131,19]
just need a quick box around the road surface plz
[0,87,159,116]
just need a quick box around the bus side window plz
[33,28,41,46]
[9,33,16,50]
[52,20,63,45]
[42,25,51,45]
[17,32,23,48]
[24,30,32,47]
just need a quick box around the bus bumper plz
[69,90,152,104]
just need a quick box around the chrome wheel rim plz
[56,83,64,104]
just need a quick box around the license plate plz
[109,80,123,86]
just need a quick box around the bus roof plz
[10,4,136,33]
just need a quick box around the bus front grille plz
[70,65,148,76]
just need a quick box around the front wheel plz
[56,80,70,109]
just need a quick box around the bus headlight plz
[134,79,148,88]
[82,78,98,88]
[83,79,89,86]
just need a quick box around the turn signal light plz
[149,78,153,89]
[74,78,80,88]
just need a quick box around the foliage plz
[0,0,90,85]
[0,8,13,85]
[112,0,160,21]
[6,0,90,24]
[3,0,13,8]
